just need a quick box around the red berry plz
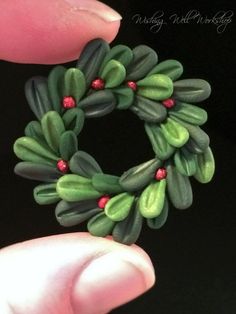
[98,195,110,209]
[162,98,175,108]
[155,168,167,180]
[91,78,105,90]
[126,81,137,91]
[57,159,69,173]
[62,96,76,109]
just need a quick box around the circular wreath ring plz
[13,38,215,245]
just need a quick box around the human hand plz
[0,1,155,313]
[0,233,155,314]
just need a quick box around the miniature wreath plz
[13,38,215,245]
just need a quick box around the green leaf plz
[126,45,158,81]
[137,74,173,101]
[14,137,58,166]
[100,59,126,88]
[100,44,133,72]
[171,117,210,151]
[194,147,215,183]
[160,117,189,148]
[79,90,116,118]
[147,198,169,229]
[62,108,85,136]
[25,76,52,120]
[105,193,135,222]
[14,162,61,182]
[173,79,211,103]
[148,59,183,81]
[70,151,102,178]
[119,158,162,192]
[112,200,143,245]
[138,180,166,219]
[24,121,45,144]
[57,174,102,202]
[76,38,110,85]
[112,87,134,110]
[41,111,65,153]
[55,199,100,227]
[48,65,66,113]
[34,183,60,205]
[87,212,115,237]
[166,163,193,209]
[174,148,197,176]
[92,173,123,194]
[63,68,86,103]
[59,131,78,161]
[169,101,208,125]
[144,123,175,160]
[130,95,167,123]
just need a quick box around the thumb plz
[0,0,121,64]
[0,233,155,314]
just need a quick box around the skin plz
[0,1,156,313]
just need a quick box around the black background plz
[0,0,236,313]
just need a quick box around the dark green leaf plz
[25,76,52,120]
[79,90,116,118]
[48,65,66,113]
[57,174,102,202]
[100,44,133,71]
[105,193,135,221]
[87,212,115,237]
[24,121,45,144]
[194,147,215,183]
[147,198,169,229]
[138,180,166,218]
[92,173,123,194]
[14,137,58,166]
[126,45,158,80]
[166,163,193,209]
[70,151,102,178]
[14,162,61,182]
[59,131,78,161]
[173,79,211,103]
[119,158,162,192]
[137,74,173,101]
[76,38,110,85]
[112,200,143,245]
[55,199,100,227]
[169,101,208,125]
[130,95,167,123]
[174,148,197,176]
[112,87,134,110]
[62,108,85,136]
[144,123,175,159]
[41,111,65,153]
[34,183,60,205]
[148,59,183,81]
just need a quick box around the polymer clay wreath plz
[13,38,215,245]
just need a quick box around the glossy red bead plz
[162,98,176,108]
[98,195,110,209]
[57,159,69,173]
[155,168,167,181]
[126,81,137,91]
[62,96,76,109]
[91,78,105,90]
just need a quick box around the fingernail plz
[64,0,122,22]
[73,253,155,313]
